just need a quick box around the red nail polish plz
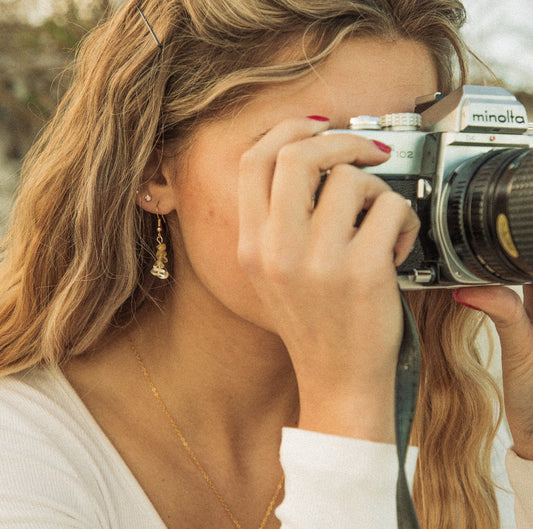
[452,289,481,311]
[372,140,392,154]
[307,115,330,122]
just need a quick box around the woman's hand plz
[238,117,420,443]
[454,286,533,460]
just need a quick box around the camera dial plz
[380,113,421,132]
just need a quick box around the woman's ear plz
[136,149,177,215]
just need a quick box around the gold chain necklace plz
[130,341,285,529]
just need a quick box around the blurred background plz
[0,0,533,230]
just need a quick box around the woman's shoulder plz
[0,367,105,525]
[0,367,165,528]
[0,366,98,450]
[0,367,80,446]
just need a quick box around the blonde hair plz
[0,0,502,527]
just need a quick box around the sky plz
[462,0,533,91]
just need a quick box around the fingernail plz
[372,140,392,154]
[452,289,481,311]
[307,115,330,122]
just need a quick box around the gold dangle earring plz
[151,208,169,279]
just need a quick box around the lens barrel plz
[447,148,533,283]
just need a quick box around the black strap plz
[395,293,421,529]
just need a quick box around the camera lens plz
[447,148,533,283]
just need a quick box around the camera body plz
[322,85,533,289]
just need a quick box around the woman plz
[0,0,532,527]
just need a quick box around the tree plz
[0,0,111,226]
[0,0,111,158]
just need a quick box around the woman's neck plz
[130,288,299,444]
[62,287,293,529]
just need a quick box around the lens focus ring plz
[506,151,533,268]
[447,148,533,283]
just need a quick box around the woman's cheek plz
[173,166,270,319]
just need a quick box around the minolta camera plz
[323,85,533,289]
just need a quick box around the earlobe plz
[136,149,177,215]
[136,191,153,204]
[135,190,156,210]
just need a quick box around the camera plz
[322,85,533,289]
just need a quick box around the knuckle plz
[374,191,417,222]
[263,251,296,286]
[276,142,304,168]
[376,190,406,209]
[239,148,259,175]
[239,230,298,285]
[262,235,302,285]
[304,249,371,292]
[368,173,393,192]
[304,255,337,284]
[412,210,422,229]
[327,163,357,182]
[237,238,260,273]
[346,261,377,287]
[349,169,391,195]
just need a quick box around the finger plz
[238,117,331,238]
[453,286,533,368]
[351,191,420,267]
[453,285,523,325]
[270,133,391,232]
[454,285,533,458]
[310,166,391,246]
[523,284,533,321]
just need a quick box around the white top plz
[0,367,519,528]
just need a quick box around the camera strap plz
[395,293,421,529]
